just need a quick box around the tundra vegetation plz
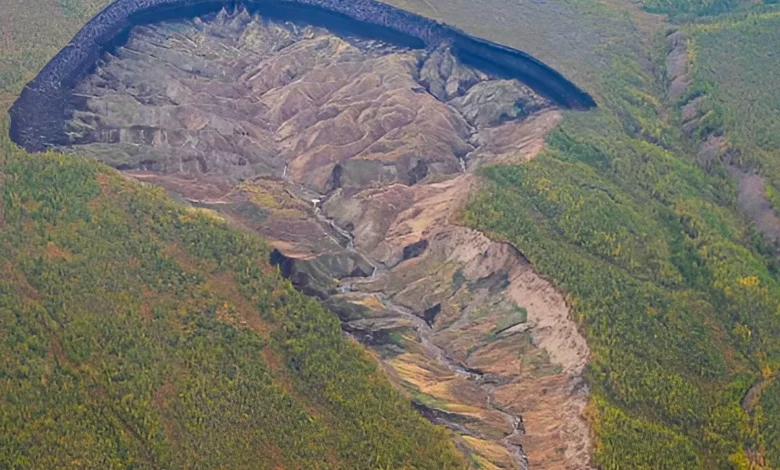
[2,0,780,469]
[0,0,110,102]
[641,0,777,19]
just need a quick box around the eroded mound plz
[9,0,595,153]
[45,8,593,469]
[62,9,548,191]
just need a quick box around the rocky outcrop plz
[18,9,594,469]
[9,0,595,153]
[666,30,690,102]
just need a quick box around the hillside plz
[378,0,780,467]
[452,0,780,468]
[0,123,465,468]
[681,10,780,250]
[5,3,597,467]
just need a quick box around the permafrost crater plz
[10,2,595,468]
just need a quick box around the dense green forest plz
[0,0,111,106]
[641,0,776,20]
[0,125,465,468]
[463,1,780,468]
[685,10,780,214]
[464,145,779,468]
[3,0,780,469]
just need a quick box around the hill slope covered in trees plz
[453,0,780,467]
[0,124,465,469]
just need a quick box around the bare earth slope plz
[57,9,592,469]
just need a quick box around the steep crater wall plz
[9,0,595,152]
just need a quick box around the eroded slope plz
[56,9,592,469]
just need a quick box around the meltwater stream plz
[333,246,530,469]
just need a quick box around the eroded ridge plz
[42,8,593,469]
[9,0,595,153]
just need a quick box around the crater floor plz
[60,8,592,469]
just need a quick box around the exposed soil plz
[666,31,690,101]
[56,8,593,469]
[730,167,780,248]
